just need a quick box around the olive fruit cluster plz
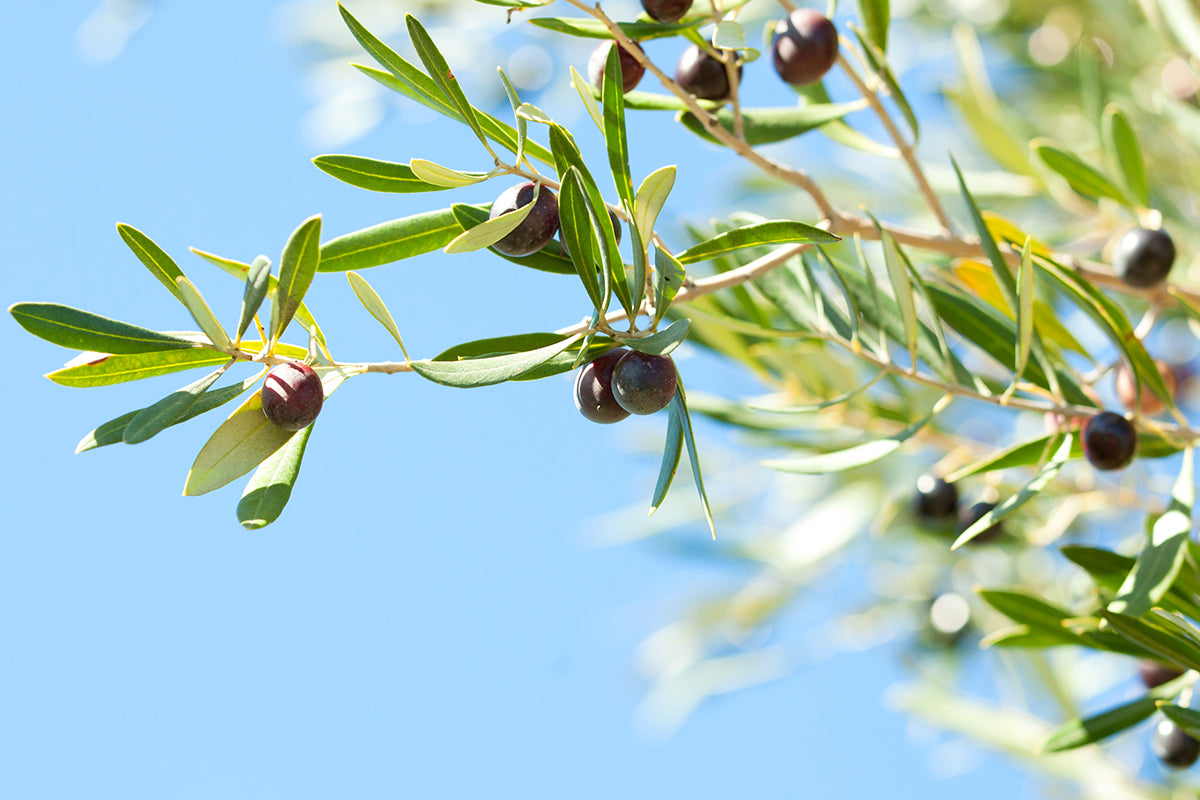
[261,361,324,431]
[574,348,678,423]
[912,475,1003,544]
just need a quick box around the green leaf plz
[1102,610,1200,672]
[977,589,1080,645]
[270,214,322,343]
[797,81,898,156]
[183,366,356,495]
[953,434,1072,549]
[411,334,581,387]
[858,0,890,53]
[1102,104,1149,207]
[1013,238,1034,387]
[1158,704,1200,740]
[1032,140,1131,204]
[880,230,918,366]
[444,189,538,254]
[557,169,606,313]
[528,16,700,40]
[952,157,1018,312]
[319,207,463,272]
[634,165,675,247]
[237,424,314,530]
[236,256,271,343]
[1041,671,1195,753]
[602,42,634,211]
[123,364,230,444]
[674,384,715,538]
[311,155,448,193]
[652,246,685,328]
[10,302,200,354]
[496,66,527,167]
[617,318,690,356]
[569,65,604,132]
[676,102,863,146]
[174,276,232,352]
[448,204,576,274]
[405,14,491,153]
[764,396,950,474]
[408,158,490,187]
[850,23,917,140]
[346,271,409,358]
[650,399,685,515]
[75,371,264,453]
[676,221,838,264]
[49,348,228,388]
[1109,448,1195,616]
[116,223,186,302]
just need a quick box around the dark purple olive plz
[261,362,324,431]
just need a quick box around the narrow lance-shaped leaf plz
[448,204,575,275]
[953,434,1073,549]
[850,23,917,140]
[634,165,675,247]
[116,223,186,302]
[76,370,265,453]
[47,340,305,388]
[319,207,465,272]
[405,14,492,154]
[496,66,527,167]
[653,246,685,328]
[444,187,538,254]
[1040,671,1196,753]
[410,334,581,388]
[676,221,839,264]
[558,169,605,312]
[673,384,715,538]
[1013,237,1034,387]
[237,256,271,343]
[858,0,890,53]
[346,271,409,359]
[617,318,690,356]
[880,230,918,367]
[602,41,634,211]
[1032,140,1132,204]
[270,214,322,344]
[569,66,604,132]
[952,156,1018,310]
[10,302,200,354]
[1109,447,1195,616]
[675,102,864,147]
[408,159,490,187]
[237,424,315,530]
[650,383,686,515]
[311,154,451,193]
[1102,610,1200,672]
[123,363,231,444]
[1102,104,1149,207]
[174,276,233,352]
[765,395,952,474]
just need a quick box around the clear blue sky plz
[0,3,1038,798]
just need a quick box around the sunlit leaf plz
[634,165,675,247]
[1102,104,1149,207]
[405,14,490,152]
[444,189,537,254]
[676,102,864,146]
[237,424,314,530]
[1032,139,1131,204]
[116,223,186,302]
[174,276,232,352]
[617,318,690,356]
[236,256,271,343]
[411,333,581,387]
[1041,671,1195,753]
[11,302,199,354]
[409,158,490,187]
[311,155,448,193]
[676,221,838,264]
[319,207,464,272]
[346,271,409,358]
[123,364,230,444]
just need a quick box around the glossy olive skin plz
[1153,720,1200,769]
[1115,359,1177,416]
[261,362,324,431]
[641,0,692,23]
[574,349,631,424]
[1081,411,1138,471]
[675,44,741,101]
[956,501,1002,545]
[914,475,958,523]
[1114,227,1176,288]
[488,182,560,257]
[611,351,678,415]
[588,40,646,94]
[771,9,838,86]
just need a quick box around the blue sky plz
[0,3,1047,798]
